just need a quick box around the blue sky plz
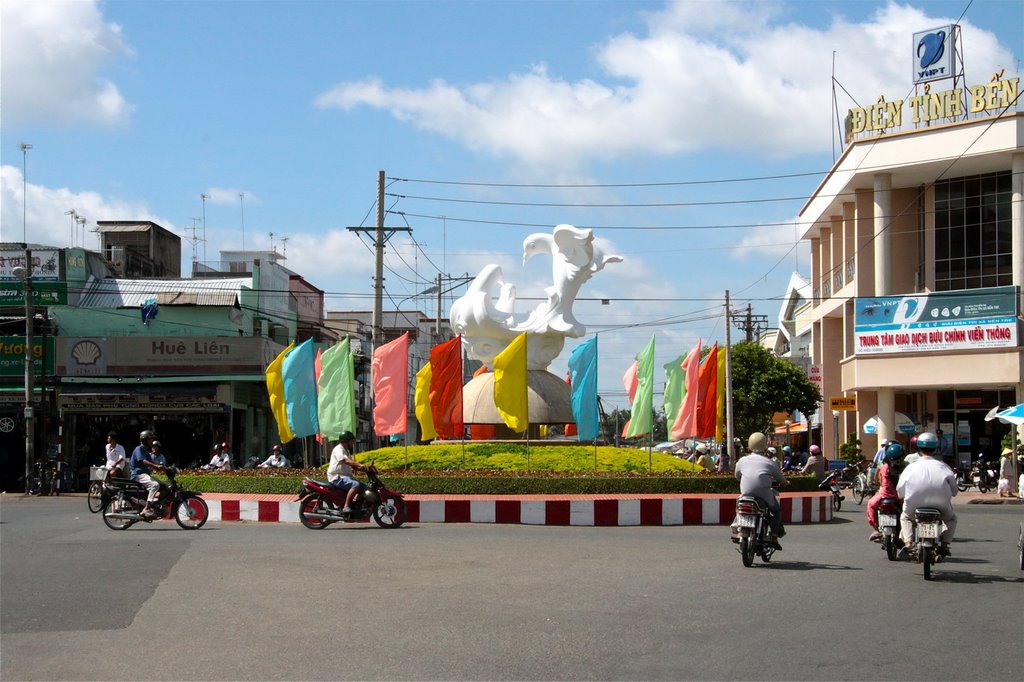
[2,0,1021,407]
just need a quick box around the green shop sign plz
[0,281,68,306]
[0,337,55,376]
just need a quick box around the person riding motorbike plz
[800,444,826,482]
[327,431,368,515]
[896,431,957,556]
[734,432,786,550]
[867,442,905,541]
[129,430,168,518]
[103,431,127,482]
[781,445,796,470]
[259,444,291,468]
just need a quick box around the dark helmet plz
[782,445,793,454]
[809,444,821,455]
[151,440,161,448]
[884,442,905,462]
[139,430,156,442]
[916,431,939,452]
[338,431,355,442]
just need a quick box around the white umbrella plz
[994,403,1024,425]
[984,405,1003,422]
[863,412,917,435]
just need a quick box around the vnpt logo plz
[917,30,946,78]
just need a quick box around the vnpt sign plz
[913,26,953,84]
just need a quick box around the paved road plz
[2,495,1021,681]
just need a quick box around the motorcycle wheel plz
[853,476,867,504]
[884,534,898,561]
[372,496,408,529]
[739,531,755,567]
[174,497,209,530]
[832,494,842,512]
[1018,523,1023,571]
[922,546,933,580]
[956,475,970,492]
[977,480,990,494]
[87,482,104,513]
[299,494,332,529]
[101,498,135,530]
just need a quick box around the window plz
[934,172,1012,291]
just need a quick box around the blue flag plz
[282,338,319,437]
[140,297,158,325]
[568,336,599,441]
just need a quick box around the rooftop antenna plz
[77,216,87,249]
[280,235,289,257]
[200,192,210,265]
[239,191,247,253]
[269,231,275,254]
[64,209,78,246]
[187,217,204,264]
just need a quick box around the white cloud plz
[0,165,164,248]
[315,0,1016,171]
[0,0,133,127]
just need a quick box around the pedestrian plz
[997,448,1015,497]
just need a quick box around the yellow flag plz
[266,342,296,443]
[494,333,528,432]
[414,362,438,441]
[716,344,727,441]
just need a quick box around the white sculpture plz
[450,225,622,370]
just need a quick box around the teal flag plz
[282,338,319,437]
[568,337,599,441]
[317,337,356,440]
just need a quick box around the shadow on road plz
[928,570,1024,584]
[759,560,862,571]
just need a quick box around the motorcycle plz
[876,495,902,561]
[906,507,945,580]
[733,495,778,567]
[970,457,998,493]
[101,466,209,530]
[817,470,846,512]
[297,464,407,529]
[955,466,975,493]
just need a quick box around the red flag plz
[563,372,577,437]
[372,332,410,436]
[696,343,718,438]
[470,365,496,439]
[429,336,464,439]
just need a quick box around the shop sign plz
[0,281,68,306]
[829,397,857,411]
[854,286,1018,355]
[0,250,61,281]
[0,336,55,376]
[912,26,954,84]
[58,336,283,376]
[58,393,229,413]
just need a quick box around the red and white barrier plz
[202,493,833,526]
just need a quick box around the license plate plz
[878,514,897,527]
[736,515,756,528]
[917,522,940,538]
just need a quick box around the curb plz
[202,492,835,526]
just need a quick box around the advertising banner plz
[0,250,61,281]
[0,336,55,376]
[0,281,68,306]
[854,286,1018,355]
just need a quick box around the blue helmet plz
[916,431,939,452]
[782,445,793,454]
[884,443,905,462]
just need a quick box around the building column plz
[876,387,895,446]
[1013,155,1024,447]
[873,173,892,296]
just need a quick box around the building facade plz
[799,72,1022,468]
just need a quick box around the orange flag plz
[429,336,464,439]
[696,343,718,438]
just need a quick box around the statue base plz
[462,369,573,426]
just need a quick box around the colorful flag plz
[493,332,529,432]
[317,337,356,440]
[414,362,437,441]
[282,338,319,438]
[624,336,655,438]
[563,371,578,438]
[670,339,702,439]
[372,332,409,436]
[314,348,325,444]
[662,353,688,424]
[697,343,719,438]
[620,360,638,437]
[265,342,296,443]
[567,336,599,441]
[429,336,464,439]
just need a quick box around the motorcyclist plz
[129,430,168,519]
[734,432,786,550]
[781,445,796,470]
[800,444,827,482]
[103,431,127,482]
[896,431,957,556]
[327,431,368,515]
[259,444,290,468]
[867,442,905,541]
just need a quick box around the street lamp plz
[20,142,32,241]
[12,254,34,493]
[832,410,841,459]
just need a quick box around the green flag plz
[624,335,655,438]
[317,336,356,439]
[662,353,688,425]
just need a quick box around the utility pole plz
[347,171,411,350]
[724,290,734,464]
[435,273,443,336]
[732,302,768,343]
[13,251,34,493]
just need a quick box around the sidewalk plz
[200,491,836,526]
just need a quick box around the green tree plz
[728,341,821,441]
[601,407,667,444]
